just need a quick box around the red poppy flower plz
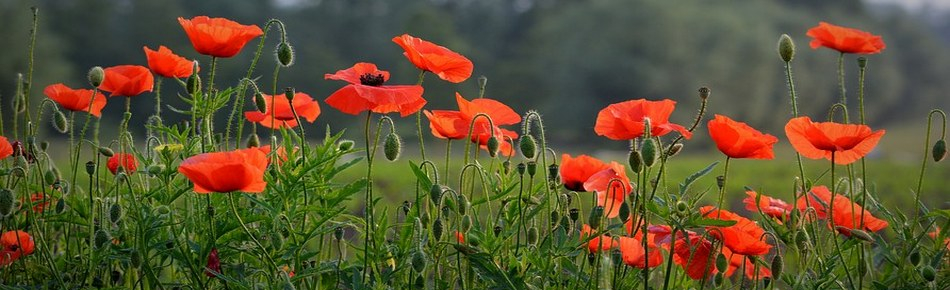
[700,206,772,256]
[929,228,950,251]
[455,231,466,244]
[785,116,885,165]
[107,153,138,175]
[618,236,663,269]
[722,247,771,280]
[99,65,154,97]
[807,22,885,54]
[205,247,221,277]
[0,230,34,267]
[325,62,426,117]
[0,136,13,160]
[178,16,263,58]
[708,114,777,159]
[392,34,474,83]
[43,83,108,117]
[177,148,268,194]
[796,186,888,235]
[559,154,610,192]
[255,145,292,164]
[244,92,321,129]
[743,190,792,220]
[144,46,197,78]
[583,162,632,218]
[672,234,717,280]
[581,224,617,253]
[424,93,520,156]
[594,99,692,140]
[23,193,53,213]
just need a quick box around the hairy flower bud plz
[384,133,402,162]
[432,219,444,240]
[628,151,643,174]
[771,254,784,279]
[95,229,111,248]
[849,228,874,243]
[618,202,630,221]
[98,146,114,157]
[430,184,444,206]
[110,203,122,224]
[0,189,14,216]
[909,250,921,266]
[588,206,604,229]
[337,139,355,151]
[53,110,69,133]
[88,66,105,88]
[778,34,795,63]
[667,143,683,157]
[715,253,728,273]
[411,249,427,273]
[276,42,295,67]
[254,92,267,113]
[520,135,537,159]
[640,138,658,167]
[921,265,936,282]
[486,136,500,157]
[933,139,947,162]
[460,215,473,232]
[527,227,539,245]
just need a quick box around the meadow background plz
[1,0,947,208]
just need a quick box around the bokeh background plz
[1,0,947,207]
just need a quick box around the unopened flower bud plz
[909,250,921,266]
[460,215,472,232]
[715,253,728,272]
[430,184,444,205]
[667,143,683,157]
[411,250,427,273]
[933,139,947,162]
[245,133,261,148]
[432,219,444,240]
[110,203,122,224]
[337,139,354,151]
[384,133,402,162]
[795,230,809,248]
[53,110,69,133]
[55,198,66,213]
[98,146,114,157]
[0,189,14,216]
[618,202,630,220]
[95,229,111,248]
[486,136,500,157]
[254,92,267,113]
[777,34,795,63]
[628,151,643,174]
[40,141,49,151]
[44,169,60,185]
[714,273,724,286]
[526,161,537,176]
[771,254,784,279]
[520,135,537,159]
[147,164,165,176]
[527,227,539,245]
[640,138,658,167]
[642,118,653,139]
[502,160,511,174]
[457,194,470,216]
[921,265,936,282]
[588,206,604,229]
[276,42,295,67]
[88,67,105,87]
[187,71,201,94]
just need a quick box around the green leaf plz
[679,161,718,195]
[457,248,527,290]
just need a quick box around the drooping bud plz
[429,184,444,206]
[460,215,473,232]
[245,133,261,148]
[667,143,683,157]
[526,161,537,176]
[187,62,201,93]
[777,34,795,63]
[921,265,936,282]
[55,198,66,213]
[88,66,105,88]
[588,206,604,229]
[147,164,165,176]
[0,189,14,216]
[527,227,539,245]
[337,139,355,151]
[795,231,809,249]
[432,219,444,240]
[520,135,537,159]
[715,253,728,273]
[254,92,267,113]
[53,110,69,133]
[933,139,947,162]
[384,132,402,162]
[628,151,642,174]
[457,194,470,216]
[909,250,921,266]
[640,138,658,167]
[411,249,427,273]
[771,254,784,279]
[110,203,122,224]
[502,160,511,174]
[618,202,630,221]
[848,229,874,243]
[276,42,295,67]
[98,146,114,157]
[40,141,49,151]
[569,208,580,222]
[44,169,60,185]
[713,273,724,286]
[486,136,500,157]
[95,229,111,248]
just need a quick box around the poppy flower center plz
[359,73,385,86]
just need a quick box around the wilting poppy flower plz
[23,193,53,213]
[559,154,610,192]
[392,34,474,83]
[583,162,632,218]
[424,93,520,156]
[325,62,426,117]
[144,46,198,78]
[807,22,885,54]
[594,99,692,140]
[99,65,154,97]
[0,136,13,160]
[178,148,268,193]
[244,92,321,129]
[785,116,885,165]
[743,190,792,219]
[700,206,772,256]
[581,224,617,253]
[672,234,717,280]
[0,230,34,267]
[205,247,221,277]
[107,153,138,175]
[43,83,108,117]
[178,16,263,58]
[708,114,777,159]
[796,186,888,235]
[618,236,663,269]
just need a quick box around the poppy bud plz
[95,229,111,248]
[88,66,105,88]
[715,253,728,273]
[493,225,503,237]
[334,226,345,241]
[53,110,69,133]
[857,57,867,69]
[667,143,683,157]
[527,227,539,245]
[402,200,411,216]
[626,151,643,174]
[206,248,221,277]
[618,202,630,220]
[111,270,123,284]
[486,136,500,157]
[547,164,559,180]
[771,254,784,279]
[460,215,472,232]
[642,118,653,139]
[254,92,267,113]
[0,189,14,216]
[640,138,658,167]
[458,194,470,216]
[933,139,947,162]
[569,208,580,222]
[698,86,711,100]
[40,141,49,151]
[99,146,114,157]
[276,42,295,67]
[520,135,537,159]
[777,34,795,63]
[502,160,511,174]
[147,164,165,176]
[921,265,936,282]
[430,184,444,206]
[85,161,96,176]
[526,161,537,176]
[714,273,724,286]
[110,203,122,224]
[675,200,689,214]
[516,162,526,175]
[909,250,921,266]
[478,76,488,91]
[284,87,295,102]
[716,175,725,190]
[849,229,874,243]
[44,169,60,185]
[130,249,142,267]
[55,198,66,213]
[337,139,355,151]
[432,219,444,240]
[795,230,809,249]
[589,206,604,229]
[187,72,201,94]
[245,133,261,148]
[384,132,402,162]
[411,249,427,273]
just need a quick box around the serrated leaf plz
[679,161,718,195]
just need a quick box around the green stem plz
[22,7,39,135]
[715,157,731,214]
[228,192,279,276]
[837,53,847,109]
[416,70,427,160]
[829,152,856,289]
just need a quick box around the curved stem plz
[913,110,947,230]
[228,192,279,276]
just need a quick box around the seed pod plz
[254,92,267,113]
[109,203,122,224]
[857,57,867,69]
[715,253,728,273]
[276,42,295,67]
[246,133,261,148]
[777,34,795,63]
[527,227,539,245]
[493,225,503,237]
[520,135,537,159]
[383,133,402,162]
[516,162,526,175]
[667,143,683,157]
[98,146,114,157]
[588,206,604,229]
[0,189,14,216]
[411,250,427,273]
[432,219,444,240]
[502,160,511,174]
[95,229,111,248]
[337,139,355,151]
[88,66,105,88]
[526,161,537,177]
[699,87,711,100]
[933,139,947,162]
[909,250,921,266]
[284,87,296,102]
[486,136,500,157]
[548,164,559,181]
[569,208,580,222]
[771,254,784,279]
[334,226,345,240]
[716,175,725,190]
[460,215,472,232]
[53,110,69,133]
[401,200,411,216]
[640,138,658,167]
